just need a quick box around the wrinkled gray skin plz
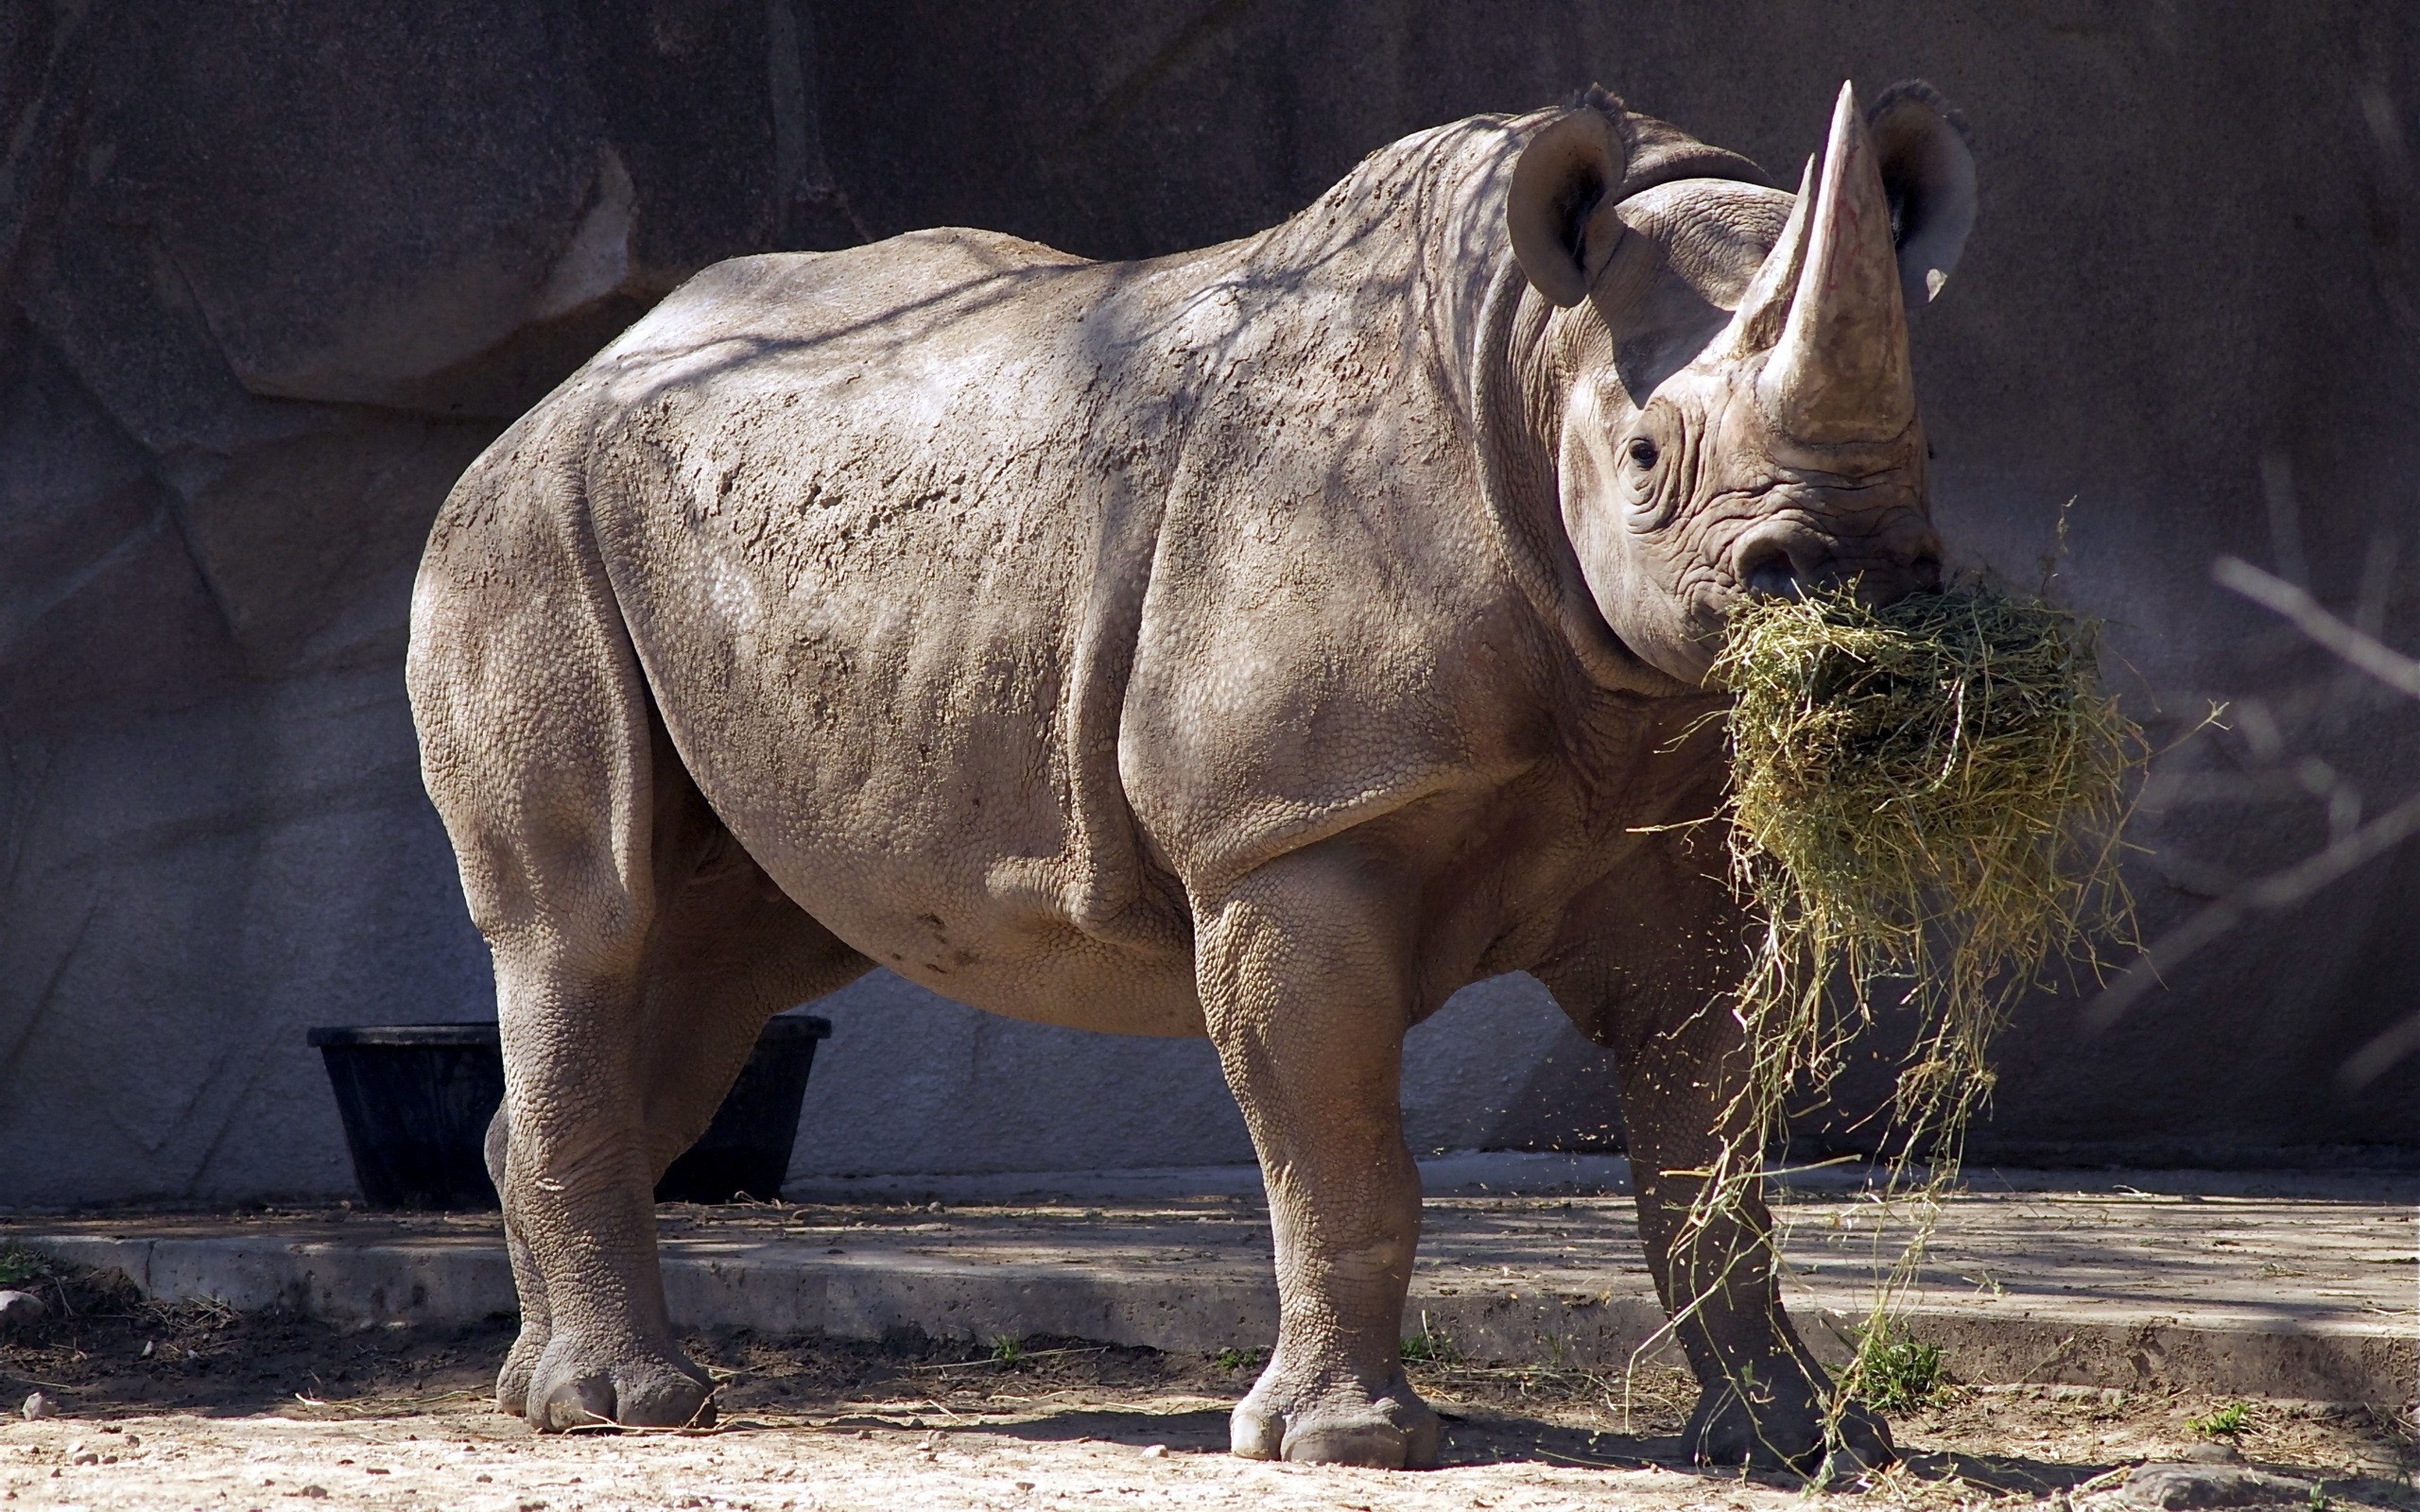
[408,81,1976,1472]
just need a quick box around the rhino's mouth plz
[1721,507,1941,609]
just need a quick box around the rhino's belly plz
[796,886,1205,1038]
[679,702,1207,1036]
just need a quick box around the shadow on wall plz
[0,2,2412,1204]
[0,1,866,1204]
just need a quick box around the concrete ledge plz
[26,1230,519,1324]
[10,1175,2411,1416]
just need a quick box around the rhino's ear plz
[1508,108,1631,308]
[1867,80,1977,310]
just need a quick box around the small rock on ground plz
[2112,1460,2317,1509]
[0,1292,45,1332]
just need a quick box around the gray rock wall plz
[0,1,2411,1204]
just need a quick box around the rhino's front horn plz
[1755,82,1915,445]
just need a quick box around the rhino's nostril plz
[1910,553,1943,590]
[1740,545,1803,600]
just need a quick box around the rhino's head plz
[1507,82,1977,686]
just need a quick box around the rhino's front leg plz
[1616,995,1892,1472]
[1195,850,1441,1469]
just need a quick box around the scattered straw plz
[1674,581,2141,1468]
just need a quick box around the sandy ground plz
[0,1263,2409,1512]
[0,1376,2411,1512]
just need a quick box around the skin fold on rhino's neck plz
[1467,250,1707,707]
[1448,252,1738,872]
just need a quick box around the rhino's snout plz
[1730,517,1943,606]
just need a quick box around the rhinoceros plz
[407,79,1976,1470]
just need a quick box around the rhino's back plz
[567,231,1219,1032]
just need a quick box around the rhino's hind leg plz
[1195,849,1442,1469]
[411,463,864,1431]
[483,1103,550,1416]
[491,748,864,1433]
[482,799,870,1427]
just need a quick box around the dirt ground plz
[0,1251,2410,1511]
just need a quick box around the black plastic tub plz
[306,1014,833,1210]
[305,1023,505,1211]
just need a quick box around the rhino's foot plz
[494,1321,552,1417]
[1685,1377,1893,1475]
[1231,1369,1441,1469]
[524,1333,716,1431]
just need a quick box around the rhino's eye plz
[1627,436,1660,469]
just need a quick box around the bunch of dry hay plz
[1675,583,2141,1449]
[1715,583,2139,1161]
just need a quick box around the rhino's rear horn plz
[1755,81,1916,445]
[1706,156,1817,363]
[1508,107,1631,308]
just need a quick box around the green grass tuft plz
[1691,585,2139,1220]
[2189,1401,2253,1437]
[1845,1326,1947,1414]
[1399,1323,1461,1367]
[1711,583,2140,1179]
[0,1246,48,1289]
